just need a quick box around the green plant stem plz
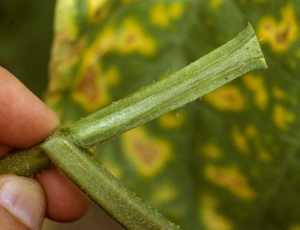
[41,134,180,230]
[0,24,266,176]
[0,23,267,230]
[62,22,267,149]
[0,145,52,176]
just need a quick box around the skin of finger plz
[0,205,31,230]
[0,67,89,221]
[35,167,90,222]
[0,66,60,148]
[0,174,46,230]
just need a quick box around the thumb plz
[0,175,46,230]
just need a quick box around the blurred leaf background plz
[0,1,121,229]
[2,1,300,230]
[0,0,54,98]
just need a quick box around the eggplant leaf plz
[47,0,300,229]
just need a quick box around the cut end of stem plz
[246,22,268,69]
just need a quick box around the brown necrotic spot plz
[72,65,110,111]
[76,67,98,102]
[258,5,298,53]
[205,165,255,200]
[203,85,245,111]
[275,25,291,43]
[89,0,111,22]
[122,127,171,177]
[134,140,159,165]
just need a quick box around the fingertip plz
[0,174,46,230]
[35,167,90,222]
[0,66,60,148]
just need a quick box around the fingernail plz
[0,178,45,230]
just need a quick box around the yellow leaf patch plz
[258,5,298,53]
[200,194,233,230]
[152,184,179,204]
[116,18,156,56]
[73,64,111,111]
[55,0,79,41]
[243,73,268,110]
[205,165,256,200]
[290,224,300,230]
[88,0,111,22]
[150,2,185,28]
[158,111,186,129]
[232,126,249,154]
[209,0,224,10]
[272,86,286,100]
[201,143,222,160]
[122,127,171,177]
[272,104,295,130]
[204,85,245,111]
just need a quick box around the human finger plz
[35,167,90,222]
[0,66,60,148]
[0,174,46,230]
[0,66,89,222]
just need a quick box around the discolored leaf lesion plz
[47,0,300,229]
[257,4,298,53]
[122,127,171,177]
